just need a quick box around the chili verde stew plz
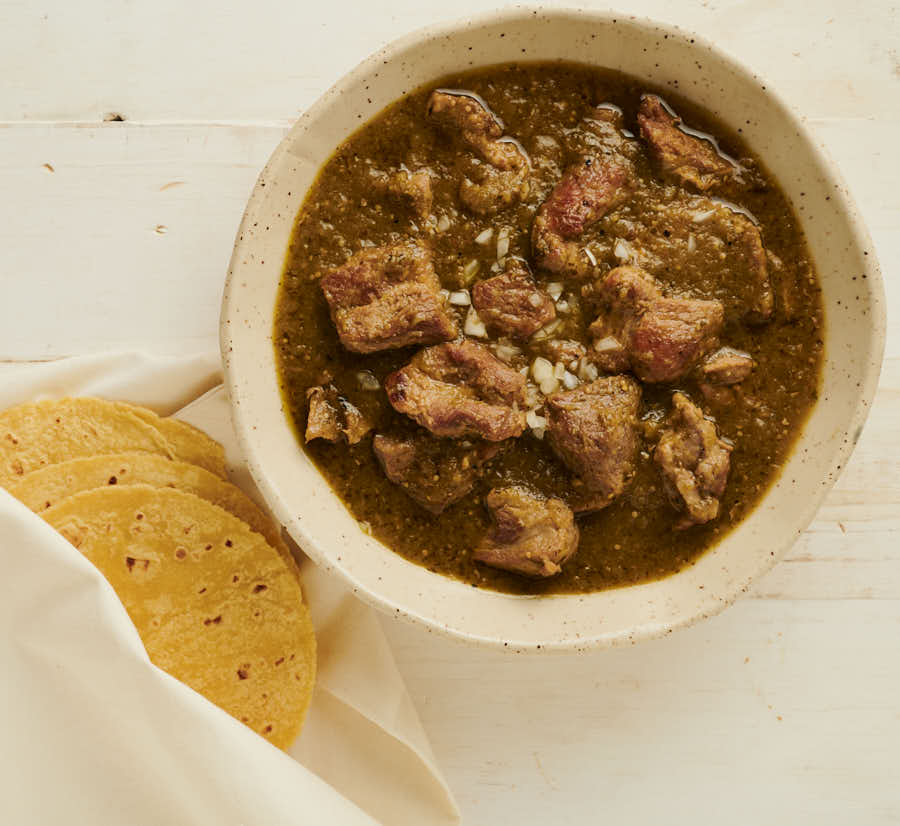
[274,61,823,596]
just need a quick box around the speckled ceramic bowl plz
[221,8,885,651]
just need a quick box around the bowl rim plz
[222,6,887,652]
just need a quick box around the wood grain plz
[0,0,897,122]
[384,597,900,823]
[1,1,898,822]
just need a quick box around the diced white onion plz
[539,377,559,395]
[494,342,521,361]
[546,282,563,300]
[531,318,562,341]
[594,336,621,353]
[490,261,502,273]
[578,361,599,382]
[464,307,487,337]
[526,408,548,439]
[553,361,566,380]
[687,233,697,253]
[496,227,510,260]
[562,371,579,390]
[531,357,553,384]
[692,209,715,223]
[475,228,494,245]
[449,289,471,306]
[584,247,597,266]
[436,214,451,232]
[526,409,547,430]
[614,238,633,262]
[519,366,529,376]
[461,259,480,283]
[357,371,380,391]
[528,292,543,308]
[556,299,569,313]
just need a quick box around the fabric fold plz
[0,351,459,826]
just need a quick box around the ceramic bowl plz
[221,8,885,651]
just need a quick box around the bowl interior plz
[222,9,885,651]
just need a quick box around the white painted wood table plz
[2,1,898,822]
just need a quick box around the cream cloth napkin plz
[0,351,459,826]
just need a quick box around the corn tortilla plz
[9,452,297,576]
[129,409,228,479]
[43,484,316,749]
[0,398,226,488]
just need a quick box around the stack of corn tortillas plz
[0,397,315,750]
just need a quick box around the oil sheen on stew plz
[274,61,823,596]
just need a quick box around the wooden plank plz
[384,598,900,824]
[0,0,896,122]
[0,123,285,357]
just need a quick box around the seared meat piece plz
[471,261,556,339]
[535,154,633,238]
[545,375,642,511]
[372,169,433,220]
[712,205,773,322]
[654,393,731,528]
[532,106,634,278]
[427,90,529,214]
[700,347,755,385]
[341,406,372,444]
[532,155,633,278]
[586,104,634,153]
[427,90,523,169]
[622,299,722,382]
[540,338,587,367]
[473,486,579,577]
[384,340,527,441]
[637,94,736,191]
[458,163,530,215]
[305,386,372,445]
[319,240,457,353]
[588,266,724,383]
[373,432,503,514]
[608,195,773,323]
[305,386,341,442]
